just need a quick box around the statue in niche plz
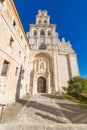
[40,63,44,69]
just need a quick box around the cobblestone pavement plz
[0,94,87,130]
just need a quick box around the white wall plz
[58,55,70,90]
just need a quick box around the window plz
[48,30,51,35]
[9,37,14,47]
[15,67,19,76]
[1,60,9,76]
[39,44,46,50]
[19,51,21,57]
[21,69,25,80]
[38,20,41,24]
[34,30,37,35]
[21,35,23,39]
[0,0,5,3]
[1,0,7,8]
[42,13,44,16]
[44,20,47,23]
[13,20,16,28]
[24,56,26,62]
[40,29,45,35]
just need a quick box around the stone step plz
[0,124,87,130]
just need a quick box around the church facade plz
[0,0,79,104]
[27,10,79,94]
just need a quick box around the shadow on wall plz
[15,66,23,102]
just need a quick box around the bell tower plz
[27,10,58,50]
[36,10,50,25]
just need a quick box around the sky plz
[14,0,87,77]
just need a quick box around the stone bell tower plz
[27,10,79,94]
[36,10,50,24]
[27,10,58,51]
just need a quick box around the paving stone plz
[1,94,87,130]
[0,125,87,130]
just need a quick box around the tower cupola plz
[36,10,50,25]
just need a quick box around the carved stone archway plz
[30,52,54,94]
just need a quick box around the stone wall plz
[69,54,79,77]
[0,0,31,104]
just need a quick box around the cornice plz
[29,24,56,28]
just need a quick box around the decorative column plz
[34,60,37,72]
[47,73,51,93]
[47,60,49,72]
[33,60,37,93]
[46,59,50,72]
[32,75,37,93]
[56,51,61,93]
[53,50,60,93]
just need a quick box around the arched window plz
[38,20,41,24]
[9,37,14,47]
[48,30,51,35]
[40,29,45,35]
[13,20,16,28]
[42,13,44,16]
[34,30,37,35]
[39,44,46,50]
[44,20,47,24]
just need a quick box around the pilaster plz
[53,50,59,92]
[68,53,80,78]
[47,73,51,93]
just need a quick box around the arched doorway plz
[37,77,46,93]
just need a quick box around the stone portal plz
[30,52,53,94]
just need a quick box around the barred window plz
[9,37,14,47]
[44,20,47,23]
[1,60,9,76]
[34,30,37,35]
[15,67,19,76]
[40,29,45,35]
[24,56,26,62]
[48,30,51,35]
[13,20,16,28]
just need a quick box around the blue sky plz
[14,0,87,77]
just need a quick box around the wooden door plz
[37,77,46,93]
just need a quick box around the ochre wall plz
[0,0,31,103]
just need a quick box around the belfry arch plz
[29,52,54,94]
